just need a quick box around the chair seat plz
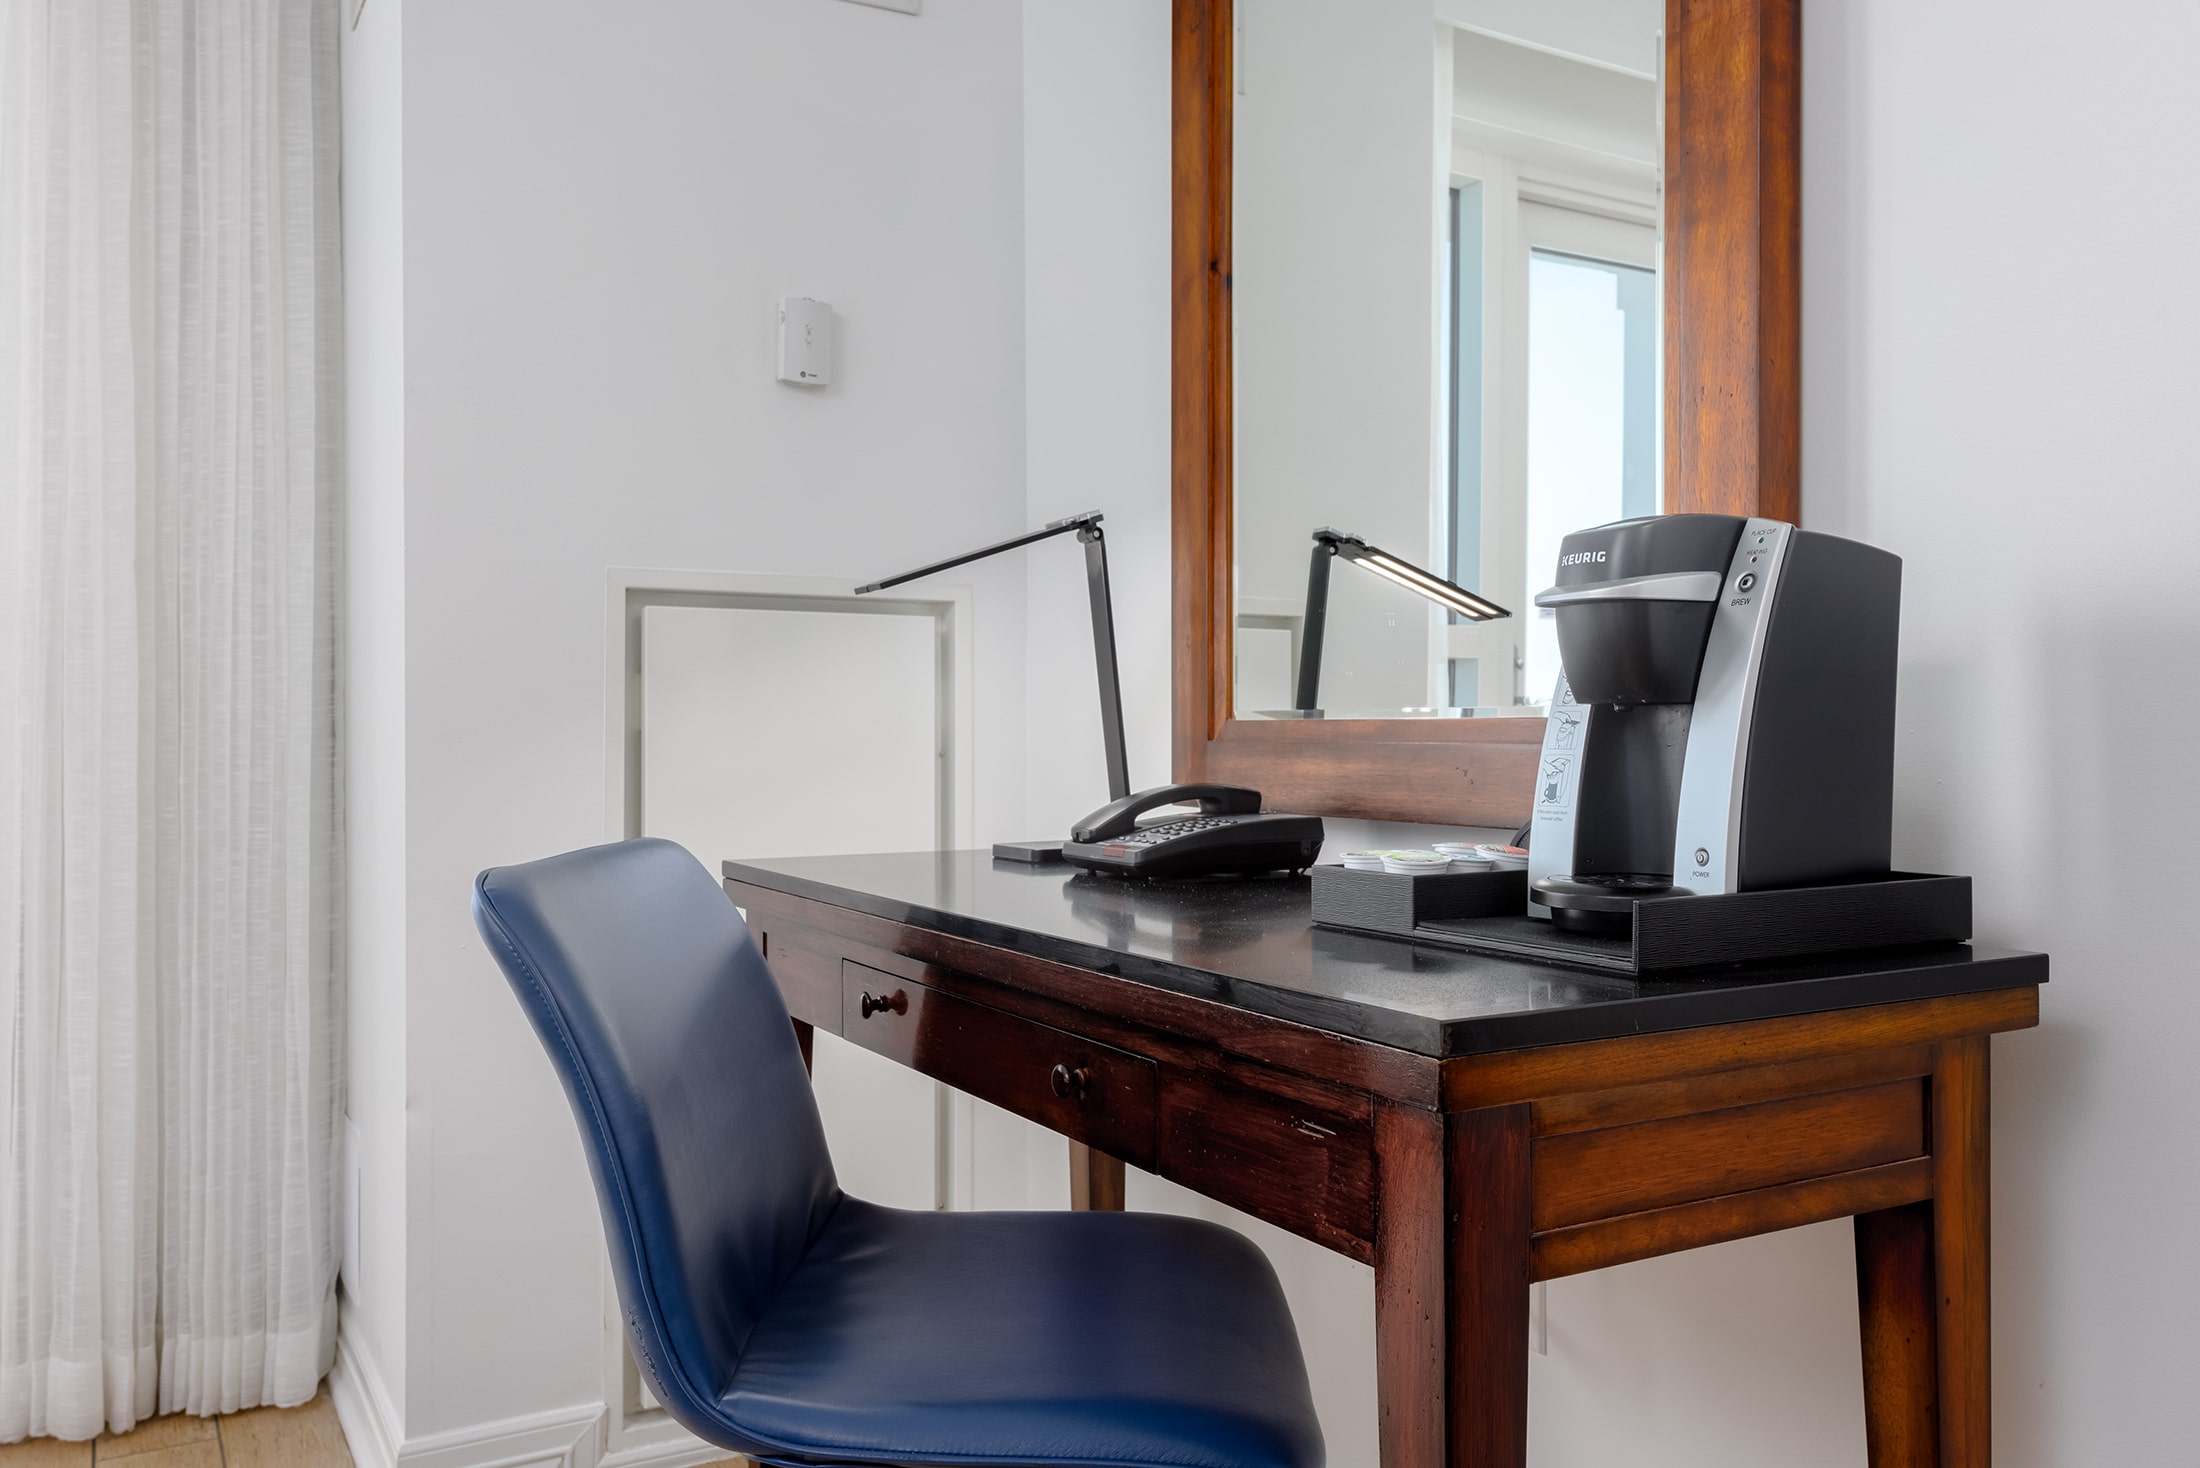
[721,1198,1325,1468]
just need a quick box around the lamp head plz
[1312,528,1510,622]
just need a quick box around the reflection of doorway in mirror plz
[1443,5,1661,710]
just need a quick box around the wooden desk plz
[724,853,2045,1468]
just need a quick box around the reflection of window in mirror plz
[1523,243,1656,699]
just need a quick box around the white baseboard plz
[596,1406,734,1468]
[330,1326,403,1468]
[331,1316,638,1468]
[598,1438,741,1468]
[394,1401,604,1468]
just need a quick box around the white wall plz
[339,0,1032,1452]
[337,0,409,1425]
[1030,1,2200,1465]
[1021,0,1173,829]
[1804,2,2193,1459]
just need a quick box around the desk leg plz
[1373,1103,1531,1468]
[1856,1202,1937,1465]
[1069,1142,1126,1210]
[1933,1037,1991,1466]
[791,1018,814,1077]
[1855,1037,1990,1468]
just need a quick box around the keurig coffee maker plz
[1526,515,1902,934]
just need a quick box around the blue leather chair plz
[474,838,1325,1468]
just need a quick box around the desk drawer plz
[1156,1074,1374,1259]
[840,960,1158,1170]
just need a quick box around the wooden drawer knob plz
[859,989,908,1019]
[1050,1063,1092,1101]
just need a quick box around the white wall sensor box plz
[776,296,834,387]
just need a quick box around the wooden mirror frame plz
[1172,0,1800,828]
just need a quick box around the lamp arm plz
[1079,526,1132,802]
[854,511,1102,594]
[1295,539,1336,713]
[857,509,1129,802]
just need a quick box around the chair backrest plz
[473,838,839,1429]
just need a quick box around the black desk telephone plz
[1060,784,1325,879]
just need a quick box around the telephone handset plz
[1071,784,1262,843]
[1063,783,1325,880]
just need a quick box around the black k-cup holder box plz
[1310,865,1527,933]
[1310,866,1972,976]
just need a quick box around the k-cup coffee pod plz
[1381,850,1451,875]
[1341,851,1387,872]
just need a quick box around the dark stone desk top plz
[723,852,2047,1060]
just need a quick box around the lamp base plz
[993,840,1068,865]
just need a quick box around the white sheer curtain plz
[0,0,343,1441]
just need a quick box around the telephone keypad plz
[1119,816,1239,847]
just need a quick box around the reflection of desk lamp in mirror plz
[860,513,1326,875]
[1294,527,1512,714]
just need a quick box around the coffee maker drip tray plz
[1309,866,1975,976]
[1532,874,1678,936]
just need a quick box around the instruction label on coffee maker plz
[1538,752,1578,812]
[1536,678,1584,818]
[1525,674,1584,907]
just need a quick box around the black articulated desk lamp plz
[1295,527,1511,713]
[858,512,1324,879]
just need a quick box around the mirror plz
[1230,1,1663,721]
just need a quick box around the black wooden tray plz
[1310,866,1973,975]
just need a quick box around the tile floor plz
[0,1388,352,1468]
